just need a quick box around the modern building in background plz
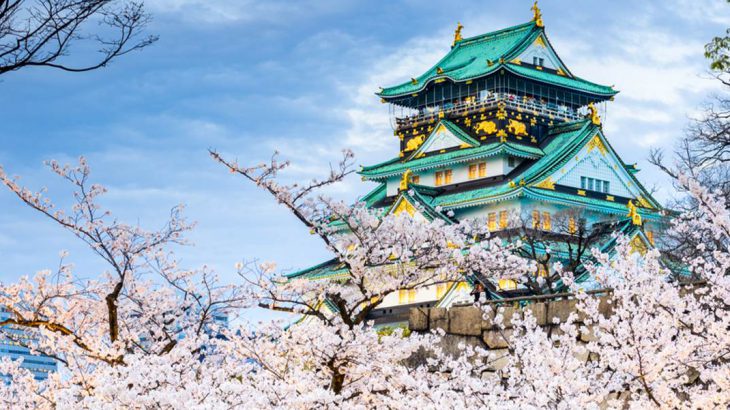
[288,3,670,326]
[0,307,57,381]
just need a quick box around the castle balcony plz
[392,92,583,131]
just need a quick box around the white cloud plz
[665,0,730,25]
[634,132,664,148]
[332,35,449,155]
[609,105,673,124]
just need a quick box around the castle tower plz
[290,5,667,326]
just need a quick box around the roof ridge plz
[360,140,544,179]
[547,118,590,133]
[459,21,536,46]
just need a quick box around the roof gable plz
[389,195,425,220]
[513,33,570,74]
[407,120,480,160]
[386,189,453,223]
[531,130,661,209]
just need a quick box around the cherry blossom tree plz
[0,158,249,408]
[0,151,727,409]
[437,175,730,409]
[211,149,530,404]
[0,152,529,408]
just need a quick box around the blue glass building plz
[0,307,57,381]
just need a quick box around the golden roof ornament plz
[587,102,601,126]
[453,22,464,46]
[399,169,413,191]
[531,1,544,27]
[627,200,642,226]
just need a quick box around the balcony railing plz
[394,92,583,130]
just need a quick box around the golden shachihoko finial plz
[627,200,642,226]
[400,169,413,191]
[587,102,601,126]
[453,22,464,46]
[531,1,544,27]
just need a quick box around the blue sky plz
[1,0,728,289]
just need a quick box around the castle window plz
[478,162,487,177]
[647,230,655,245]
[398,289,407,304]
[537,265,549,277]
[435,171,443,186]
[581,177,610,194]
[444,169,453,184]
[408,289,416,303]
[469,163,486,179]
[499,210,508,229]
[542,212,551,230]
[508,156,516,167]
[532,210,540,229]
[412,175,420,184]
[488,212,497,231]
[568,216,577,234]
[532,56,545,66]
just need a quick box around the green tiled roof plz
[359,183,387,208]
[522,188,664,220]
[378,21,616,99]
[360,142,544,180]
[379,22,536,97]
[433,185,523,208]
[286,258,346,279]
[505,63,615,96]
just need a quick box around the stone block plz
[482,328,512,349]
[496,305,522,328]
[546,299,577,324]
[431,307,449,332]
[597,296,614,316]
[573,345,590,362]
[579,325,598,342]
[408,307,429,332]
[447,307,483,336]
[481,307,496,329]
[486,348,511,371]
[525,302,547,326]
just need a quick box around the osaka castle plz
[289,3,668,325]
